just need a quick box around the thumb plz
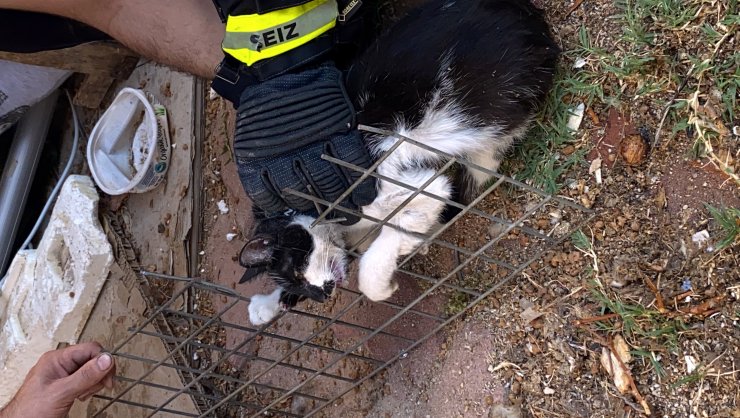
[57,353,114,400]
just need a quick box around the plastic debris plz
[217,200,229,215]
[692,230,710,246]
[589,157,603,184]
[685,355,699,374]
[567,103,586,133]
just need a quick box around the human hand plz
[0,342,116,418]
[234,64,377,224]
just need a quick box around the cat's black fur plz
[348,0,558,131]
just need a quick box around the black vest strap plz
[212,33,334,105]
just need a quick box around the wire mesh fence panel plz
[89,128,593,417]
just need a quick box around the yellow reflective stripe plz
[223,0,337,66]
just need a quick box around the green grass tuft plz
[589,282,688,349]
[705,205,740,249]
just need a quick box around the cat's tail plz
[368,115,500,168]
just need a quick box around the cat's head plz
[239,215,347,304]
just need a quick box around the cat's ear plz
[239,266,267,283]
[239,236,275,267]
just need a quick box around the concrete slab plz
[0,175,113,406]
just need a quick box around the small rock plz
[620,134,647,165]
[543,387,555,395]
[226,233,238,241]
[217,199,230,214]
[488,222,507,237]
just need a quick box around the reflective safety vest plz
[222,0,338,67]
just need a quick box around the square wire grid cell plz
[90,126,593,417]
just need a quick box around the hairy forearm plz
[0,398,19,418]
[0,0,223,78]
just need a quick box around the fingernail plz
[97,353,112,370]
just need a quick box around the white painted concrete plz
[0,175,113,406]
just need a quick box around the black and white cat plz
[240,0,559,325]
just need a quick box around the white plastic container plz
[86,88,171,195]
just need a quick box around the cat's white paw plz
[359,277,399,302]
[248,289,282,326]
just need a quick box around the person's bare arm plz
[0,342,116,418]
[0,0,223,78]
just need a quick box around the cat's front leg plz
[358,226,402,301]
[248,288,283,325]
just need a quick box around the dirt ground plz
[196,0,739,417]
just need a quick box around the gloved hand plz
[233,64,376,224]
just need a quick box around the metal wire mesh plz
[89,127,593,417]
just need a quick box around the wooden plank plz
[0,41,138,79]
[73,73,114,109]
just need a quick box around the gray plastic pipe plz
[0,90,58,276]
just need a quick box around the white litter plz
[685,355,699,374]
[226,233,237,242]
[589,157,603,184]
[692,230,710,247]
[217,200,229,214]
[208,88,219,101]
[86,88,171,194]
[573,57,587,69]
[567,103,586,133]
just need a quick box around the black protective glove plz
[233,64,376,224]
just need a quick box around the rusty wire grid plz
[89,126,594,417]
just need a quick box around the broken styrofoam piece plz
[685,355,699,374]
[0,175,113,406]
[692,230,710,247]
[217,200,229,214]
[573,57,587,69]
